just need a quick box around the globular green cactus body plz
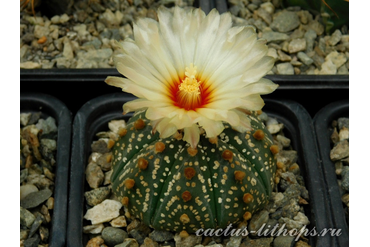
[111,110,277,233]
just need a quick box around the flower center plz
[176,64,203,110]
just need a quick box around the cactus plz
[110,109,277,233]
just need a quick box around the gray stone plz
[20,207,36,228]
[22,33,35,43]
[20,229,29,240]
[328,29,342,46]
[59,13,70,23]
[129,229,147,245]
[27,174,54,190]
[243,237,274,247]
[39,226,49,242]
[40,139,57,152]
[257,8,272,25]
[325,51,347,69]
[282,211,310,230]
[28,214,44,238]
[226,235,242,247]
[318,60,337,74]
[115,238,139,247]
[83,38,102,50]
[97,152,112,171]
[36,116,57,135]
[63,38,74,59]
[288,39,306,53]
[141,237,159,247]
[261,32,289,43]
[304,29,317,53]
[273,235,295,247]
[149,230,174,242]
[23,235,40,247]
[86,162,105,189]
[20,113,31,126]
[20,184,39,200]
[34,25,49,39]
[55,57,72,68]
[20,189,53,209]
[20,168,28,184]
[83,223,105,234]
[100,9,122,27]
[341,166,349,191]
[84,186,111,206]
[248,210,269,233]
[271,11,300,33]
[330,140,349,161]
[20,61,42,69]
[102,227,128,246]
[174,234,202,247]
[308,20,324,36]
[337,117,349,130]
[297,52,313,66]
[277,50,291,62]
[277,63,294,75]
[91,139,110,153]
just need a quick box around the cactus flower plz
[106,6,277,148]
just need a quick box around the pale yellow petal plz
[183,124,200,148]
[198,118,224,138]
[156,118,178,139]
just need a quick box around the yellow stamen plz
[177,63,202,110]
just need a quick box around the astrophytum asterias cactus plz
[106,6,278,233]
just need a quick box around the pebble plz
[115,238,139,247]
[271,11,300,33]
[20,114,58,245]
[83,223,105,234]
[226,235,242,247]
[141,237,159,247]
[84,186,111,206]
[28,214,44,238]
[337,117,349,130]
[273,235,295,247]
[110,216,127,227]
[149,230,174,242]
[295,240,311,247]
[20,207,36,228]
[20,189,53,209]
[341,166,349,191]
[102,227,129,246]
[297,52,313,66]
[276,62,294,75]
[174,234,202,247]
[85,162,105,189]
[20,184,39,200]
[242,237,274,247]
[318,60,337,75]
[288,39,306,53]
[325,51,347,69]
[262,31,289,43]
[338,127,349,141]
[20,0,349,75]
[248,210,270,234]
[84,199,122,224]
[330,140,349,161]
[23,235,40,247]
[86,236,105,247]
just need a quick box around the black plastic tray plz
[67,93,333,247]
[313,100,349,247]
[20,93,72,247]
[20,69,349,119]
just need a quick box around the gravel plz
[330,117,349,222]
[20,0,348,75]
[20,113,57,246]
